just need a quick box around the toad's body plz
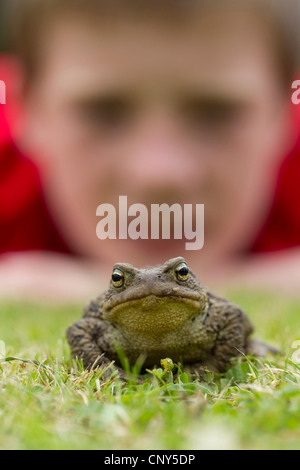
[67,257,275,374]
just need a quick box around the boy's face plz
[23,7,291,269]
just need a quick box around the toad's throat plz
[103,294,205,334]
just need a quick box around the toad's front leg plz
[66,318,124,377]
[209,304,253,372]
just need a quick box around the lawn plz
[0,289,300,450]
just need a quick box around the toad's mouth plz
[104,290,204,312]
[103,293,207,333]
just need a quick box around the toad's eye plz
[175,262,189,282]
[111,268,125,288]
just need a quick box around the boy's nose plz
[125,115,198,188]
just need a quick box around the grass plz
[0,290,300,450]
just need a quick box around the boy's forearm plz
[0,251,106,302]
[233,248,300,295]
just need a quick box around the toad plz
[66,257,277,376]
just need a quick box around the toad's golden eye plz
[111,268,125,288]
[175,262,189,282]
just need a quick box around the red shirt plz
[0,119,71,254]
[251,132,300,253]
[0,57,71,254]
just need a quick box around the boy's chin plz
[96,238,188,265]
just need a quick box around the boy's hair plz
[7,0,300,90]
[0,0,9,52]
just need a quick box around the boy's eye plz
[78,97,133,129]
[183,99,243,130]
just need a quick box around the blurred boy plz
[0,0,300,300]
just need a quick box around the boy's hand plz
[235,248,300,295]
[0,251,107,303]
